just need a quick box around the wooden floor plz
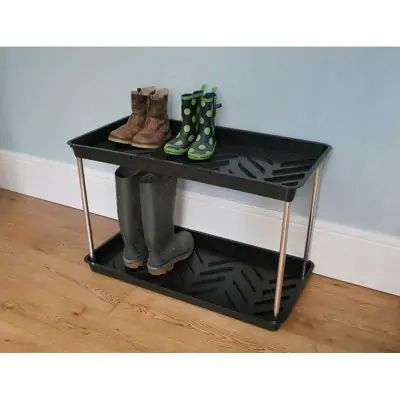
[0,189,398,352]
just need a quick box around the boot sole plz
[109,137,132,145]
[123,255,146,269]
[131,131,171,149]
[163,146,188,156]
[131,142,163,149]
[147,244,194,276]
[187,144,216,161]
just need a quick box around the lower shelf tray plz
[86,228,313,331]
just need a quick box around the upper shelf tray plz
[68,117,331,201]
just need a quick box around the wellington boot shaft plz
[188,89,220,161]
[164,86,205,155]
[115,167,147,268]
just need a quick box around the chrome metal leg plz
[273,201,291,319]
[76,157,95,261]
[301,168,321,279]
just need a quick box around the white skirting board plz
[0,149,399,296]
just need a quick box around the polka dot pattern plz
[165,91,219,159]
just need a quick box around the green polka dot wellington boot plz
[164,85,206,156]
[187,87,221,161]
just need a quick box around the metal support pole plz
[301,168,321,279]
[273,201,291,319]
[76,157,95,261]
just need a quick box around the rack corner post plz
[273,201,291,319]
[301,167,321,279]
[76,157,95,261]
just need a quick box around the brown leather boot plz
[108,86,156,144]
[131,88,170,149]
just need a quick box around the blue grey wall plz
[0,47,399,236]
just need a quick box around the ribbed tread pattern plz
[101,137,315,189]
[104,232,307,322]
[195,149,315,188]
[176,246,300,318]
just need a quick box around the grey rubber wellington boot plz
[115,167,147,269]
[140,173,195,275]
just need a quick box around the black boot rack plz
[68,118,331,331]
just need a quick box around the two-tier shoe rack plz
[68,118,331,331]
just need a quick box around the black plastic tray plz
[86,228,313,331]
[69,117,331,201]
